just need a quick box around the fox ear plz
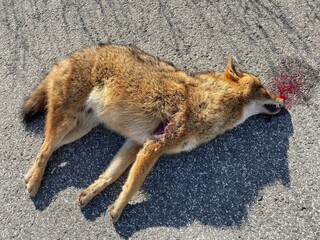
[224,54,243,80]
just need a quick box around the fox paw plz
[107,204,121,223]
[24,170,41,197]
[77,190,92,208]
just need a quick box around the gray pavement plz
[0,0,319,239]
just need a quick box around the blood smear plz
[274,73,304,108]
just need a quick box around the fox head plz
[223,55,284,115]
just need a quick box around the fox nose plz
[279,98,284,106]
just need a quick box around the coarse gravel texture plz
[0,0,319,239]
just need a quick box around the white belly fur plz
[85,87,157,144]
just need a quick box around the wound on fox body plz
[152,120,176,140]
[153,121,166,135]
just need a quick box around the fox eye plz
[258,87,271,98]
[255,85,262,92]
[254,86,269,97]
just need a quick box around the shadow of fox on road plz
[26,110,293,238]
[112,112,293,237]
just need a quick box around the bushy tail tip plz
[22,81,47,123]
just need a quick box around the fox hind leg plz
[24,108,78,196]
[58,110,99,148]
[77,139,141,207]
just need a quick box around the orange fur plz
[23,44,283,221]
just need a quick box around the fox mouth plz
[264,103,281,113]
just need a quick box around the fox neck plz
[188,74,245,118]
[186,76,260,143]
[234,102,262,126]
[191,73,262,126]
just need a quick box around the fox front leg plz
[107,140,163,222]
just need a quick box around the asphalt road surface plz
[1,1,319,239]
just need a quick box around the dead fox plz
[23,44,284,222]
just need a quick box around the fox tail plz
[22,79,48,123]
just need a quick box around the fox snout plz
[263,90,284,114]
